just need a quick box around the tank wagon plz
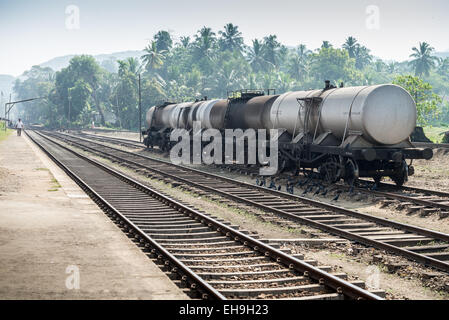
[143,82,433,186]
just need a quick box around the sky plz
[1,0,448,76]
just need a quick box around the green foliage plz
[0,124,12,142]
[55,55,105,125]
[12,66,56,126]
[422,125,448,143]
[12,27,449,132]
[309,47,359,86]
[393,75,442,125]
[409,42,439,77]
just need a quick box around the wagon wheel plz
[390,160,408,187]
[343,158,359,186]
[319,157,342,184]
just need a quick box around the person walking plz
[15,118,24,136]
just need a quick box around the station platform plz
[0,131,188,299]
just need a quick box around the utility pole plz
[0,91,3,118]
[138,73,142,142]
[68,88,72,131]
[8,94,11,124]
[4,96,45,132]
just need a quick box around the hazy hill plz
[36,49,449,74]
[39,50,145,73]
[0,74,16,103]
[435,51,449,59]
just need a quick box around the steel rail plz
[76,131,143,147]
[38,130,449,273]
[26,130,225,300]
[28,130,381,300]
[45,130,449,241]
[350,186,449,211]
[64,131,449,210]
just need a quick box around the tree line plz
[13,24,449,129]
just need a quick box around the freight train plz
[143,82,433,186]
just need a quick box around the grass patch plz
[51,178,61,188]
[330,252,346,259]
[0,123,12,142]
[35,167,49,171]
[48,177,61,191]
[423,126,448,143]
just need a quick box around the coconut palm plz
[154,30,173,52]
[263,35,280,69]
[288,54,307,81]
[321,41,333,49]
[141,41,166,73]
[343,36,358,58]
[193,27,216,59]
[126,57,142,75]
[179,36,190,49]
[247,39,267,73]
[218,23,244,53]
[437,58,449,77]
[296,44,311,61]
[275,72,293,93]
[215,63,238,96]
[117,60,128,77]
[387,62,398,74]
[409,42,438,77]
[353,45,372,69]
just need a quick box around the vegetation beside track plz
[423,125,448,143]
[0,122,13,142]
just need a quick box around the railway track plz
[75,131,143,149]
[215,163,449,219]
[36,130,449,274]
[26,130,381,300]
[70,131,449,218]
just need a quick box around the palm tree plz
[126,57,142,75]
[263,35,280,69]
[437,58,449,77]
[261,73,275,89]
[409,42,438,77]
[296,44,311,61]
[180,36,190,49]
[215,63,238,96]
[353,45,372,69]
[375,59,386,72]
[288,54,307,81]
[343,36,358,58]
[193,27,216,59]
[141,41,166,73]
[247,39,267,73]
[275,72,293,93]
[218,23,244,53]
[321,41,333,49]
[154,30,173,52]
[387,62,398,73]
[117,60,129,77]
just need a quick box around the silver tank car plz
[143,83,432,186]
[269,84,416,145]
[148,84,417,146]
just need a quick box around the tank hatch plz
[227,89,275,102]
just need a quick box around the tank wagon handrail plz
[312,91,334,142]
[340,86,370,146]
